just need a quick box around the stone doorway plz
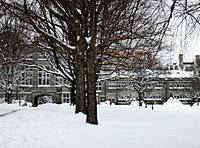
[33,94,54,107]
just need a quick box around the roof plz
[159,70,194,79]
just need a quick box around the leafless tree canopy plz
[0,14,32,104]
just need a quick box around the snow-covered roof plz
[99,69,194,81]
[98,72,130,81]
[163,70,194,79]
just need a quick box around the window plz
[108,82,127,89]
[19,94,24,99]
[96,82,102,91]
[21,68,32,85]
[63,93,71,103]
[145,93,161,99]
[38,69,50,85]
[108,82,116,89]
[173,93,183,99]
[55,76,68,86]
[170,83,173,88]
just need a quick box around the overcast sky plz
[162,0,200,64]
[166,14,200,64]
[172,31,200,63]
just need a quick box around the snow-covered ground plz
[0,101,200,148]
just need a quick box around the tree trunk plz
[86,41,98,124]
[138,93,143,107]
[74,50,87,114]
[7,91,12,104]
[85,1,98,125]
[70,80,76,105]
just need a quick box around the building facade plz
[0,53,200,106]
[0,52,71,106]
[96,54,200,105]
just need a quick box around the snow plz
[85,37,91,44]
[76,8,81,15]
[1,103,200,148]
[167,70,194,78]
[158,69,194,79]
[163,97,184,106]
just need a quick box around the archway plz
[33,94,54,107]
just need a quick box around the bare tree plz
[0,0,177,124]
[96,0,174,69]
[176,78,200,106]
[0,0,98,124]
[0,16,32,103]
[128,51,163,106]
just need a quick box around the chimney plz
[179,54,183,67]
[196,55,200,66]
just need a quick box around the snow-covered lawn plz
[1,102,200,148]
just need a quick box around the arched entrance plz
[33,94,54,107]
[31,88,62,107]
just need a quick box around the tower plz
[179,53,183,69]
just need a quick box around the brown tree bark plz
[74,49,87,114]
[70,80,76,105]
[86,47,98,124]
[85,0,98,125]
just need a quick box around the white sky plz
[163,0,200,64]
[172,33,200,63]
[165,18,200,64]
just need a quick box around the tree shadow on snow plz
[0,109,21,117]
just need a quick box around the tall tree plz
[0,16,31,103]
[1,0,98,124]
[0,0,177,124]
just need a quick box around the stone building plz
[0,52,71,106]
[96,54,200,105]
[0,53,200,106]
